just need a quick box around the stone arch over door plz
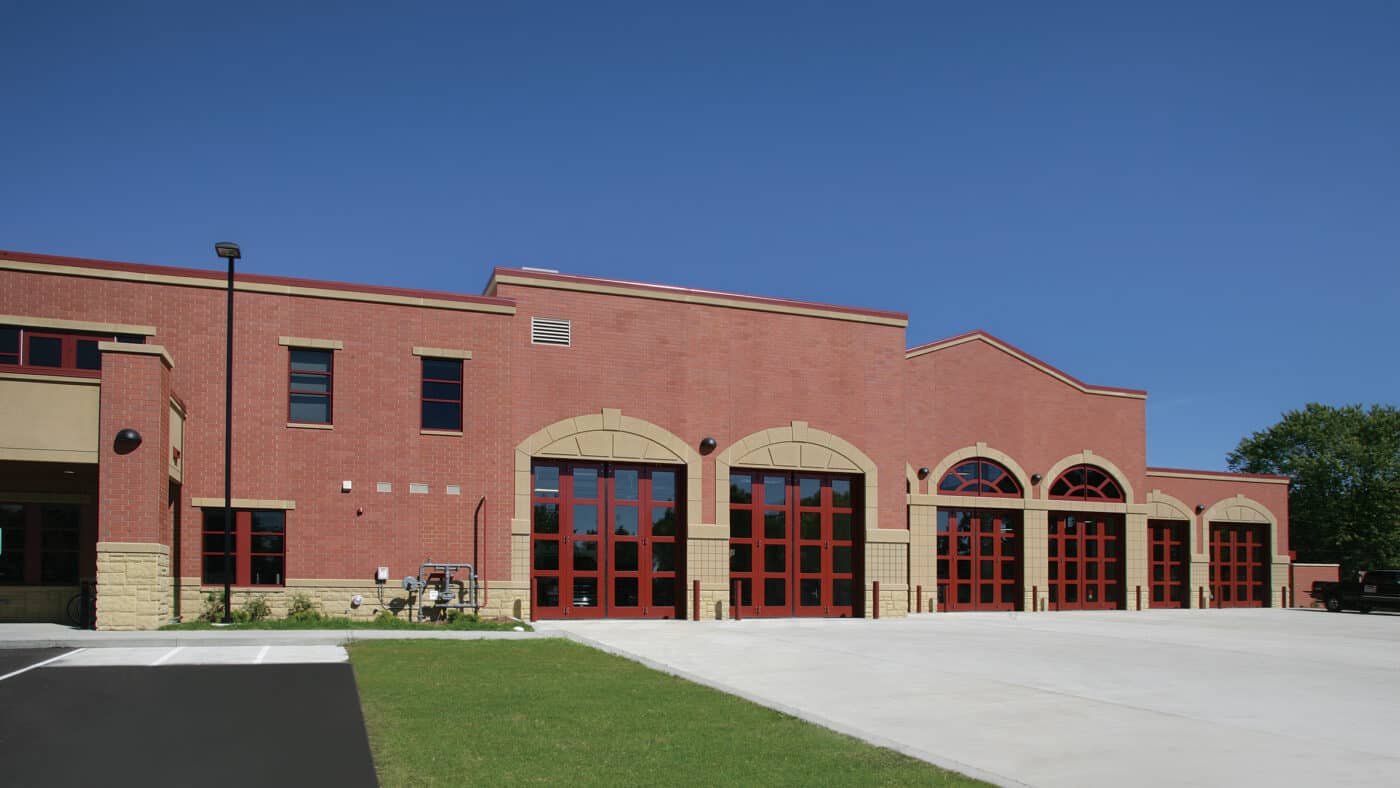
[509,408,702,619]
[1146,490,1199,608]
[928,442,1034,497]
[714,421,879,530]
[1200,494,1290,606]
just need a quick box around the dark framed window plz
[0,502,83,586]
[0,325,139,376]
[288,349,333,424]
[1048,465,1124,501]
[421,357,463,431]
[937,459,1022,497]
[201,509,286,586]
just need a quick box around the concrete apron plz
[535,610,1400,788]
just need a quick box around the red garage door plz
[530,462,683,619]
[1048,514,1124,610]
[937,509,1022,611]
[1148,520,1188,609]
[1210,523,1268,608]
[729,471,859,618]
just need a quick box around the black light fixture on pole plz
[214,241,241,624]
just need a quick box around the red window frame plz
[1048,464,1125,501]
[0,326,121,378]
[936,459,1022,497]
[1047,513,1124,610]
[287,348,333,424]
[201,509,286,587]
[420,357,463,431]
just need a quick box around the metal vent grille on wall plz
[531,317,572,347]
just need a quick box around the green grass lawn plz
[161,616,528,631]
[351,639,984,786]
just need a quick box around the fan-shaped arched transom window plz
[937,459,1021,498]
[1048,464,1124,502]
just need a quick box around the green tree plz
[1228,403,1400,574]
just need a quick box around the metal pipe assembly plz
[401,561,481,621]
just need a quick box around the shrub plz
[244,595,272,622]
[286,593,322,622]
[198,591,224,623]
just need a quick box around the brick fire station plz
[0,249,1292,629]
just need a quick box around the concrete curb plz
[0,628,561,649]
[535,622,1027,788]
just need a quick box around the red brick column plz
[95,344,173,630]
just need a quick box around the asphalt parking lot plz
[542,609,1400,788]
[0,647,376,788]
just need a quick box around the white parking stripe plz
[0,649,82,682]
[254,645,270,664]
[150,647,183,666]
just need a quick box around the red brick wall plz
[905,338,1146,497]
[1,266,515,585]
[96,351,169,543]
[1146,473,1290,556]
[496,283,910,527]
[1291,564,1339,607]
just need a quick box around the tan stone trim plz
[0,371,101,385]
[411,346,473,360]
[97,541,169,554]
[865,528,910,544]
[421,429,463,437]
[1,257,516,315]
[169,395,187,417]
[0,491,91,504]
[715,420,880,533]
[912,493,1028,510]
[0,313,157,336]
[1146,469,1289,485]
[687,524,728,540]
[0,448,98,463]
[905,334,1146,400]
[1038,450,1137,504]
[278,336,344,350]
[190,497,296,510]
[492,272,908,327]
[1145,489,1195,559]
[288,422,333,430]
[98,341,173,369]
[1201,494,1292,595]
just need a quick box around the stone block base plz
[96,542,170,630]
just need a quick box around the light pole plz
[214,241,240,623]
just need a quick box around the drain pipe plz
[472,495,486,611]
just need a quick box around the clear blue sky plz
[3,2,1396,471]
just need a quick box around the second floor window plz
[0,326,140,375]
[288,349,333,424]
[421,357,463,431]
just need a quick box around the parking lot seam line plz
[255,646,270,664]
[150,647,183,666]
[0,648,82,681]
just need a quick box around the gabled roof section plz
[485,267,908,327]
[0,249,516,315]
[906,330,1147,400]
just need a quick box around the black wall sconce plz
[1195,504,1206,514]
[113,428,143,455]
[699,437,717,455]
[1031,473,1042,485]
[916,467,930,480]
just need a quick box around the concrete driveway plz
[540,610,1400,787]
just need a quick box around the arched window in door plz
[1048,464,1124,502]
[937,459,1021,498]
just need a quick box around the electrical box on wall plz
[375,566,389,583]
[342,480,353,492]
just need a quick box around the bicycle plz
[65,580,96,629]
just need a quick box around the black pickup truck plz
[1313,570,1400,613]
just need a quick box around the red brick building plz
[0,250,1292,628]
